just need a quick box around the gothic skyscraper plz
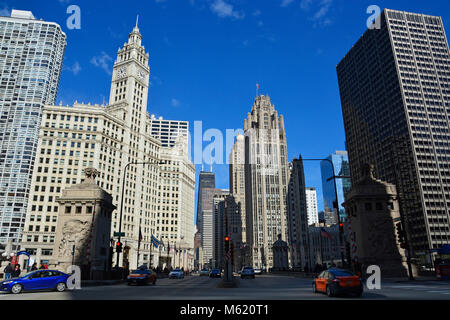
[244,95,289,270]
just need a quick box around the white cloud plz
[171,98,180,107]
[90,52,113,75]
[64,61,81,75]
[313,0,333,20]
[300,0,312,10]
[281,0,294,7]
[210,0,244,20]
[0,4,10,16]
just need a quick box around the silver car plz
[169,269,184,279]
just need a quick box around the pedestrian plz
[31,263,38,271]
[12,264,21,278]
[3,263,12,280]
[39,263,45,270]
[43,263,48,270]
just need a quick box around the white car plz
[169,269,184,279]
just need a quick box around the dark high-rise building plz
[287,156,312,270]
[196,171,216,233]
[337,9,450,259]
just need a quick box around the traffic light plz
[395,223,406,249]
[116,241,123,253]
[224,236,230,253]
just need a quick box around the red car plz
[127,269,157,286]
[313,268,363,297]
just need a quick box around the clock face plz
[117,67,127,79]
[138,70,145,80]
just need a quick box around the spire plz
[136,15,139,29]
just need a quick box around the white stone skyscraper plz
[0,10,66,248]
[305,187,319,225]
[244,95,289,270]
[20,21,195,270]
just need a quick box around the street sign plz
[114,232,125,237]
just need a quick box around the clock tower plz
[108,18,150,131]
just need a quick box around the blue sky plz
[4,0,450,214]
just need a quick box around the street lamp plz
[302,157,348,267]
[115,160,165,268]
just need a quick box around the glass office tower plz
[0,10,66,248]
[320,151,351,224]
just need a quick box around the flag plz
[320,228,332,239]
[138,226,143,250]
[256,83,259,90]
[151,235,160,248]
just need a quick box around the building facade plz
[320,151,351,224]
[305,187,319,225]
[20,23,195,270]
[244,95,290,270]
[337,9,450,259]
[200,187,227,268]
[0,10,66,248]
[148,115,189,148]
[229,134,247,251]
[287,156,311,270]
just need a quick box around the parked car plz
[0,270,70,294]
[209,269,221,278]
[127,269,157,286]
[169,269,185,279]
[199,268,210,276]
[312,268,363,297]
[240,267,255,279]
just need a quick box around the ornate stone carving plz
[84,168,99,180]
[58,219,90,258]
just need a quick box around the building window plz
[65,206,71,214]
[76,206,82,214]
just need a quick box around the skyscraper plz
[148,115,189,148]
[229,134,246,244]
[337,9,450,259]
[0,10,66,248]
[287,156,311,270]
[244,95,289,269]
[196,171,215,234]
[320,151,351,224]
[200,187,227,268]
[305,187,319,225]
[20,22,195,269]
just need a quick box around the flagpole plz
[137,223,141,268]
[149,235,153,269]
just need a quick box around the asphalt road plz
[1,274,450,300]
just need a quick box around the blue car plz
[0,270,70,294]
